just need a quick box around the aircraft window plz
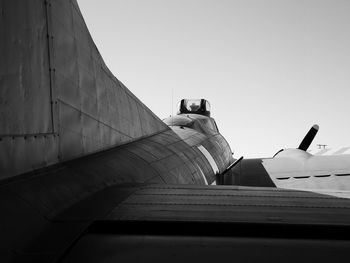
[176,101,181,114]
[205,101,211,112]
[185,99,201,112]
[178,99,211,116]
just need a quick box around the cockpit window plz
[205,101,211,112]
[185,99,201,112]
[178,99,211,117]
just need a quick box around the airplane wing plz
[4,183,350,262]
[62,185,350,262]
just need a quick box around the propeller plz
[298,124,319,151]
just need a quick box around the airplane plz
[1,1,350,262]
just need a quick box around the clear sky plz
[78,0,350,158]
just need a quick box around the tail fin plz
[0,0,168,179]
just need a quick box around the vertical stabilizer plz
[0,0,168,179]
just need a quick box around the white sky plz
[78,0,350,158]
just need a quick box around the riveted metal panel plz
[82,113,100,153]
[0,134,59,180]
[149,113,168,132]
[153,155,185,173]
[106,78,120,128]
[148,130,182,145]
[59,101,83,160]
[96,73,109,124]
[72,3,91,55]
[170,141,210,184]
[60,128,84,161]
[0,0,52,135]
[109,128,122,146]
[156,169,180,184]
[127,96,142,138]
[169,164,194,184]
[137,140,173,160]
[1,0,171,179]
[108,82,122,130]
[50,0,169,163]
[52,1,80,108]
[136,103,151,135]
[201,134,233,174]
[99,122,112,147]
[55,61,80,109]
[124,144,159,163]
[120,80,169,133]
[80,71,97,117]
[115,86,132,135]
[51,0,73,32]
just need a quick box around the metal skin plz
[0,0,169,179]
[231,149,350,193]
[2,1,350,263]
[163,113,234,184]
[229,124,350,195]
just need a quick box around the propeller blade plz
[298,124,319,151]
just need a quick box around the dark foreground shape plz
[228,158,276,187]
[62,185,350,263]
